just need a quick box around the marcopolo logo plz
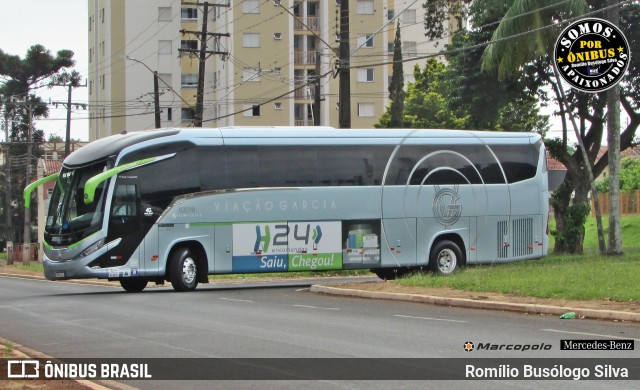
[464,342,552,352]
[554,17,630,93]
[464,341,475,352]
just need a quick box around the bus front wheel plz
[120,278,148,292]
[169,247,199,292]
[429,240,462,275]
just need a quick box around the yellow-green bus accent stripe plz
[83,157,157,205]
[24,173,59,209]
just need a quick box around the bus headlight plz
[81,238,105,257]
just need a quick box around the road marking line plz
[0,275,119,288]
[293,304,340,311]
[295,288,310,292]
[541,329,640,341]
[394,314,468,323]
[219,297,254,303]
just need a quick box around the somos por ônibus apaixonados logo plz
[554,17,630,93]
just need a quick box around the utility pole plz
[179,2,230,127]
[338,0,351,129]
[154,71,161,128]
[3,112,12,258]
[51,79,87,157]
[313,50,321,126]
[23,104,33,265]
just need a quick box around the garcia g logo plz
[433,185,461,229]
[554,17,630,93]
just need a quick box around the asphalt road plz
[0,275,638,389]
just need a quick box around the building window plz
[181,74,198,87]
[158,7,172,21]
[159,40,172,54]
[242,68,261,82]
[166,107,172,121]
[275,102,283,110]
[358,103,375,117]
[243,0,260,14]
[89,48,93,63]
[274,32,282,40]
[159,73,172,88]
[243,104,261,117]
[100,8,105,23]
[358,34,374,48]
[356,0,374,15]
[403,41,417,58]
[243,33,260,48]
[274,67,282,75]
[180,40,198,51]
[387,9,395,21]
[181,108,195,121]
[101,74,105,89]
[403,9,417,24]
[181,7,198,20]
[357,68,374,82]
[88,16,92,31]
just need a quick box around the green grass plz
[0,252,6,261]
[397,252,640,302]
[399,215,640,302]
[2,342,13,357]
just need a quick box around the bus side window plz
[112,184,138,217]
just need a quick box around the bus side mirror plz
[23,173,59,209]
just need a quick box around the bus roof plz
[63,127,541,168]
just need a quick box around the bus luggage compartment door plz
[380,218,417,267]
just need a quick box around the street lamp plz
[125,56,194,127]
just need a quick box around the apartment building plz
[88,0,452,140]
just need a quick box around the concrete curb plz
[0,336,137,390]
[310,285,640,323]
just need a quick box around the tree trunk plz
[606,0,623,255]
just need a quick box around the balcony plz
[295,119,314,126]
[294,50,317,65]
[294,85,315,99]
[294,16,319,31]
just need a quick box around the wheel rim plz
[437,248,457,274]
[182,257,197,284]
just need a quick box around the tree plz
[481,0,640,254]
[422,0,549,134]
[388,21,405,128]
[376,59,470,129]
[0,45,74,247]
[47,134,64,143]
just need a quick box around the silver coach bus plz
[24,127,549,292]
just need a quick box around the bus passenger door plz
[107,183,143,269]
[380,218,417,267]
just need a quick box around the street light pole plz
[125,56,194,127]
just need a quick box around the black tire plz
[169,247,199,292]
[120,278,148,292]
[429,240,463,275]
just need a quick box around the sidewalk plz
[310,284,640,323]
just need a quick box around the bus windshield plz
[45,163,109,246]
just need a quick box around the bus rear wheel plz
[120,278,148,292]
[169,248,199,292]
[429,240,462,275]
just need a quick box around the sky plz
[1,1,89,141]
[0,1,599,145]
